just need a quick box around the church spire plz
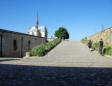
[36,12,38,25]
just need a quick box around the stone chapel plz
[28,15,47,38]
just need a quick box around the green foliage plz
[81,37,89,44]
[30,45,46,56]
[92,42,112,56]
[104,46,112,56]
[54,27,69,39]
[92,42,99,50]
[30,39,61,57]
[81,37,99,50]
[81,37,112,56]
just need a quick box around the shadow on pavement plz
[0,59,20,62]
[0,64,112,86]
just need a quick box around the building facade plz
[0,29,46,58]
[28,15,47,38]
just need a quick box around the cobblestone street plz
[1,41,112,86]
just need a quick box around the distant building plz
[28,15,47,38]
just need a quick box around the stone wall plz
[0,29,46,58]
[47,38,55,42]
[0,31,2,57]
[88,27,112,45]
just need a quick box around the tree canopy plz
[54,27,69,39]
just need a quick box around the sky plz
[0,0,112,40]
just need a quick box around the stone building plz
[28,15,47,38]
[0,29,46,58]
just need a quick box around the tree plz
[54,27,69,39]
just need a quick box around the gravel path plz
[0,41,112,86]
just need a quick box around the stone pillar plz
[25,52,30,57]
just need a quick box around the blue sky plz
[0,0,112,40]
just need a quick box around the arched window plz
[13,40,17,51]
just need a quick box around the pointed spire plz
[36,12,38,25]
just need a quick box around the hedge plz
[30,38,61,56]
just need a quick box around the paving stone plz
[0,41,112,86]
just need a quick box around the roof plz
[0,29,44,38]
[28,26,39,32]
[29,25,47,32]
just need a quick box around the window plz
[28,40,30,50]
[13,40,17,51]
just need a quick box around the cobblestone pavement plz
[1,41,112,86]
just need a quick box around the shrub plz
[81,37,112,56]
[105,46,112,56]
[92,42,99,50]
[30,45,46,56]
[30,39,61,56]
[92,42,112,56]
